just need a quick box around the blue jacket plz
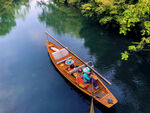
[83,73,90,83]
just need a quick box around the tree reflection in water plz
[38,2,150,113]
[0,0,29,36]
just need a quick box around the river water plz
[0,0,150,113]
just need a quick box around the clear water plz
[0,0,150,113]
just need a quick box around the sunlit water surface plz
[0,0,150,113]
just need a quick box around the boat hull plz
[46,40,118,108]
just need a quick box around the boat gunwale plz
[46,40,118,108]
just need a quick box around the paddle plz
[45,31,111,85]
[90,98,95,113]
[90,75,95,113]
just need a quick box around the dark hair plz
[78,68,83,73]
[70,64,74,69]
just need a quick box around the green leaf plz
[128,45,136,51]
[121,51,129,60]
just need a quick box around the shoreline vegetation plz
[54,0,150,60]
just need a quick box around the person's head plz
[87,69,91,74]
[87,71,90,74]
[83,67,91,74]
[70,64,74,69]
[78,68,83,73]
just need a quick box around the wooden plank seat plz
[56,56,72,64]
[69,64,86,74]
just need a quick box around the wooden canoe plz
[46,40,118,108]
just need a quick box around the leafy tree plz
[42,0,150,60]
[81,0,150,60]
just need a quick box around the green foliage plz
[99,16,113,24]
[142,21,150,36]
[81,0,150,36]
[59,0,66,3]
[67,0,80,4]
[81,0,126,23]
[133,37,150,51]
[128,45,136,51]
[118,0,150,35]
[81,4,93,17]
[124,37,150,60]
[38,3,84,37]
[121,51,129,60]
[80,0,150,60]
[54,0,81,5]
[56,0,150,60]
[0,0,29,36]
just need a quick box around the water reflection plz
[38,2,129,69]
[38,2,84,37]
[38,2,150,113]
[0,0,149,113]
[0,0,29,36]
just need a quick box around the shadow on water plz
[0,0,29,36]
[62,76,117,113]
[79,20,150,113]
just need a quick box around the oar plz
[45,31,111,85]
[90,78,95,113]
[90,98,95,113]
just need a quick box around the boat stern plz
[102,94,118,108]
[95,93,118,108]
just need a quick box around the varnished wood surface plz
[46,40,118,108]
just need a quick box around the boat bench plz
[78,83,89,89]
[69,64,86,74]
[56,56,72,64]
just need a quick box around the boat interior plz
[47,41,108,99]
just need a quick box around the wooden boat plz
[46,39,118,108]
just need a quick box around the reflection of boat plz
[46,39,118,108]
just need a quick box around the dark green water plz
[0,0,150,113]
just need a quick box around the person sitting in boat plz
[77,68,83,77]
[82,67,99,89]
[76,69,84,84]
[72,68,83,78]
[68,64,75,72]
